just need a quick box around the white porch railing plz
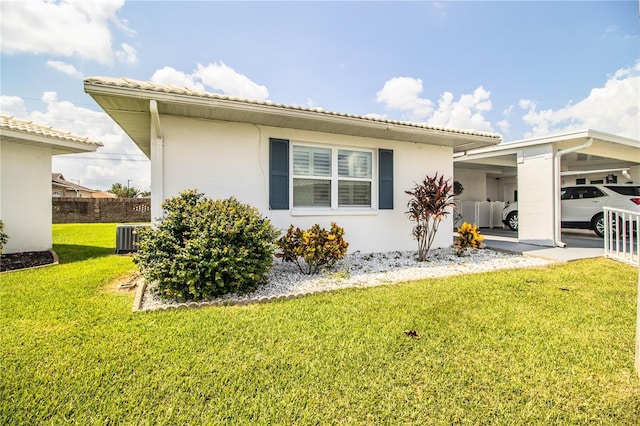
[604,207,640,267]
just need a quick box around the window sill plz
[290,208,379,217]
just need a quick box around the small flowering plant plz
[276,222,348,275]
[454,222,485,256]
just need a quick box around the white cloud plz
[115,42,138,64]
[519,61,640,139]
[46,60,83,78]
[375,77,434,121]
[496,120,510,135]
[429,2,447,18]
[429,86,494,132]
[363,112,388,120]
[375,77,496,132]
[151,62,269,100]
[0,0,129,65]
[0,92,150,191]
[0,95,28,117]
[194,62,269,100]
[305,98,323,110]
[150,66,205,91]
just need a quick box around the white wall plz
[630,165,640,183]
[497,176,518,204]
[517,144,555,246]
[1,141,52,253]
[452,168,486,202]
[154,115,455,253]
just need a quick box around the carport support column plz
[517,144,555,246]
[150,100,164,226]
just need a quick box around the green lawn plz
[1,223,639,424]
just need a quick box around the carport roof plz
[454,129,640,169]
[0,115,103,155]
[84,76,502,158]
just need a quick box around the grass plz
[1,223,639,424]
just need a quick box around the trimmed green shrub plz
[276,222,349,275]
[0,220,8,253]
[134,190,279,301]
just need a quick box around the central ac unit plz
[116,224,150,254]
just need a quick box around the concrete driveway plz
[468,227,605,262]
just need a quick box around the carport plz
[454,129,640,247]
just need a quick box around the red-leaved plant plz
[405,173,456,261]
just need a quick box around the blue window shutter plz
[378,149,393,209]
[269,138,289,210]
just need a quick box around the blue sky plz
[1,1,638,192]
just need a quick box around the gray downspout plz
[553,137,593,247]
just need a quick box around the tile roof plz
[0,115,103,147]
[85,76,502,140]
[52,173,97,192]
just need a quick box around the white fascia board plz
[454,148,523,162]
[501,129,638,150]
[586,129,640,149]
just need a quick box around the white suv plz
[502,184,640,237]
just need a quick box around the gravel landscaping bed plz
[139,248,555,311]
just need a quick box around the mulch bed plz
[0,251,56,272]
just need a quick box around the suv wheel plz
[592,213,605,238]
[506,211,518,231]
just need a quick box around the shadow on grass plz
[53,244,116,264]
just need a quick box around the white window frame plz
[290,142,378,215]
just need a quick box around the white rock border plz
[133,247,557,312]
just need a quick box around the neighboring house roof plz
[91,191,119,198]
[0,115,103,155]
[51,173,117,198]
[84,76,501,158]
[52,173,95,193]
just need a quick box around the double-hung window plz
[292,145,373,209]
[269,138,392,211]
[337,150,372,207]
[292,146,332,207]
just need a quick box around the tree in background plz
[107,183,141,198]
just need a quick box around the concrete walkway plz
[472,228,605,262]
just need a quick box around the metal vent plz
[116,225,149,254]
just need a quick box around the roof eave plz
[0,128,102,155]
[84,79,501,158]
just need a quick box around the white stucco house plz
[84,77,501,253]
[0,115,102,254]
[454,129,640,246]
